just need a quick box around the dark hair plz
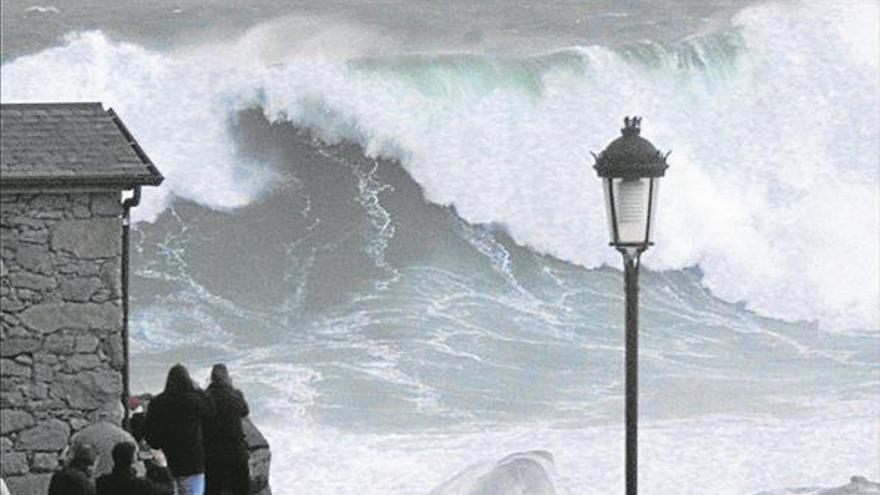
[165,363,195,394]
[70,443,97,469]
[111,441,136,471]
[210,363,232,388]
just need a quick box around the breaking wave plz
[1,0,877,330]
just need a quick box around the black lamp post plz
[593,116,669,495]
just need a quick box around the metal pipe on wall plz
[121,186,141,430]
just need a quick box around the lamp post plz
[592,116,669,495]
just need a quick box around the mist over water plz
[2,0,879,493]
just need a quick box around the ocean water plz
[2,0,879,493]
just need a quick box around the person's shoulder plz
[147,392,172,411]
[95,473,112,487]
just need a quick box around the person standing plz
[144,364,215,495]
[48,443,97,495]
[204,364,251,495]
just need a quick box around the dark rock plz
[244,418,272,495]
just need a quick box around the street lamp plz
[592,116,669,495]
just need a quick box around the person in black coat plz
[96,441,172,495]
[144,364,216,495]
[204,364,250,495]
[48,443,97,495]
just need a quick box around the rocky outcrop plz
[243,418,272,495]
[1,192,124,493]
[429,451,558,495]
[754,476,880,495]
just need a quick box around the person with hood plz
[204,364,251,495]
[96,441,172,495]
[48,443,97,495]
[145,364,215,495]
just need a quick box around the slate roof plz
[0,102,163,189]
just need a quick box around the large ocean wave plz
[2,0,878,331]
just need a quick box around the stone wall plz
[0,191,124,495]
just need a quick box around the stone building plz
[0,102,163,494]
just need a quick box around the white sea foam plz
[1,1,877,330]
[24,5,60,14]
[256,399,880,495]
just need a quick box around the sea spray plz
[2,3,876,329]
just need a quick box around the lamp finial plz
[622,116,641,136]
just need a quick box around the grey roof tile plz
[1,102,163,188]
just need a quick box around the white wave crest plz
[1,1,877,330]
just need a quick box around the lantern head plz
[593,117,669,250]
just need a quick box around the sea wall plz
[0,191,124,495]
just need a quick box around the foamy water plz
[3,1,877,330]
[3,0,879,493]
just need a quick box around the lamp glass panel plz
[646,178,660,243]
[602,179,616,242]
[612,177,650,245]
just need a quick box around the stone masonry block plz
[17,418,70,451]
[91,194,122,217]
[0,359,31,378]
[74,335,100,353]
[19,229,49,244]
[58,277,103,302]
[63,354,102,372]
[51,218,120,258]
[19,302,120,333]
[33,452,59,472]
[99,261,121,297]
[0,338,41,357]
[43,335,76,354]
[7,271,56,291]
[15,243,52,274]
[0,451,29,476]
[5,473,53,495]
[53,369,121,409]
[0,409,35,433]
